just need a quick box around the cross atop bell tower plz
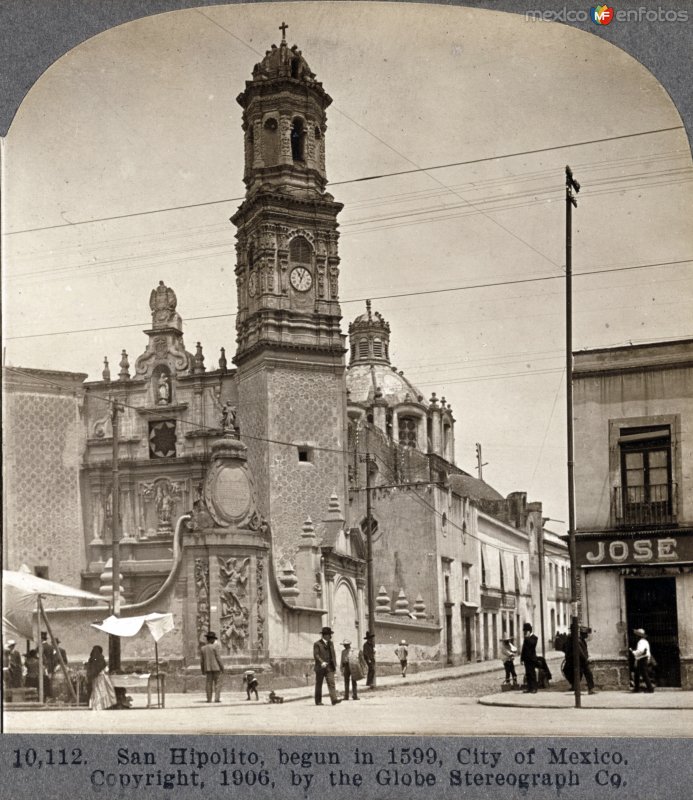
[279,21,288,41]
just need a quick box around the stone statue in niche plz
[157,373,171,405]
[156,485,173,526]
[142,479,183,535]
[220,401,238,435]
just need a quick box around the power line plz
[3,126,684,237]
[329,125,685,187]
[4,362,533,558]
[7,166,690,286]
[6,257,691,341]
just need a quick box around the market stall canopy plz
[3,569,107,639]
[91,613,174,642]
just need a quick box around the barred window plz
[398,416,418,448]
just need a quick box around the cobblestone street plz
[360,669,506,699]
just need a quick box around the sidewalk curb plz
[280,656,564,704]
[478,693,693,710]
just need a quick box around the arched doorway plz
[332,579,358,647]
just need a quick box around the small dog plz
[268,690,284,704]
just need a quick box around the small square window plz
[297,446,313,463]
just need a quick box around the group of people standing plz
[313,627,379,705]
[3,633,69,699]
[192,621,658,706]
[500,623,554,693]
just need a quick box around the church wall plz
[367,489,439,623]
[237,367,271,520]
[259,363,347,566]
[3,374,86,586]
[266,578,325,674]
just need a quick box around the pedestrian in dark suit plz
[363,631,376,688]
[313,626,341,705]
[564,626,597,695]
[40,632,55,698]
[521,622,538,693]
[200,631,224,703]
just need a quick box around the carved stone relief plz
[279,116,292,158]
[194,558,210,642]
[218,556,250,653]
[256,558,265,651]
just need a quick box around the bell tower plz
[232,25,348,568]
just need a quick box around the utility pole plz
[109,398,123,674]
[537,526,546,658]
[359,434,377,687]
[565,165,581,709]
[475,443,488,481]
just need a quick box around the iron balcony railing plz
[611,482,677,527]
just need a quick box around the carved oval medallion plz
[213,465,251,522]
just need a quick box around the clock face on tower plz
[290,266,313,292]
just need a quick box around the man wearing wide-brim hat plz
[4,639,23,689]
[313,626,341,705]
[630,628,654,693]
[363,631,376,688]
[200,631,225,703]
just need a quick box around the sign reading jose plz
[576,533,693,568]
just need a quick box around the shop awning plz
[3,569,107,639]
[91,613,174,642]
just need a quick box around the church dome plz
[346,362,428,410]
[345,301,455,459]
[346,302,427,409]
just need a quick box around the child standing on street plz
[500,637,518,686]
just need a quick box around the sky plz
[3,2,692,534]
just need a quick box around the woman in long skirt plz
[86,645,116,710]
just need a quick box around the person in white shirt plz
[629,628,654,693]
[500,638,518,686]
[394,640,409,678]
